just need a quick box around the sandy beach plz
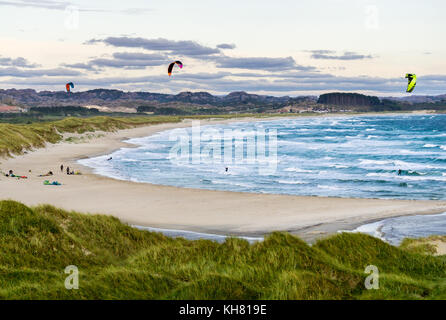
[1,116,446,242]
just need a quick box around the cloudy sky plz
[0,0,445,96]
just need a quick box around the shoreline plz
[2,113,446,242]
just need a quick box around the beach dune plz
[1,118,446,241]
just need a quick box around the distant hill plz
[383,94,446,104]
[1,88,446,115]
[0,88,317,111]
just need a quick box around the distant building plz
[0,105,22,113]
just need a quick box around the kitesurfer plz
[66,82,74,93]
[405,74,416,93]
[168,61,183,76]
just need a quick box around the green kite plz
[405,73,416,93]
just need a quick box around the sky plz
[0,0,445,96]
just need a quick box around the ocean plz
[79,114,446,243]
[352,212,446,245]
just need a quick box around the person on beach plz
[39,171,53,177]
[66,167,70,175]
[60,164,64,172]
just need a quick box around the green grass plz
[400,236,446,256]
[0,200,445,299]
[0,116,176,158]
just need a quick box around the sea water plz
[79,114,446,200]
[79,114,446,243]
[352,212,446,245]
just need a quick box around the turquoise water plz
[79,114,446,200]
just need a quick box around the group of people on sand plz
[2,165,82,181]
[60,164,80,175]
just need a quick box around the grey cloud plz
[0,0,68,10]
[420,75,446,81]
[216,56,295,70]
[86,37,316,72]
[217,43,236,49]
[310,50,374,60]
[112,52,166,61]
[171,72,231,81]
[64,52,169,70]
[0,0,151,14]
[88,37,221,56]
[84,39,101,45]
[0,67,82,77]
[89,58,165,69]
[231,71,332,81]
[0,56,39,68]
[62,62,96,71]
[308,50,335,55]
[214,56,304,71]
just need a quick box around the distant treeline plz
[137,105,223,115]
[1,106,119,124]
[318,93,381,107]
[29,106,100,115]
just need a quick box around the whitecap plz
[284,167,312,173]
[317,185,341,190]
[330,165,349,169]
[276,179,307,185]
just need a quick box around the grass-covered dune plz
[0,114,299,158]
[0,116,183,158]
[0,200,445,300]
